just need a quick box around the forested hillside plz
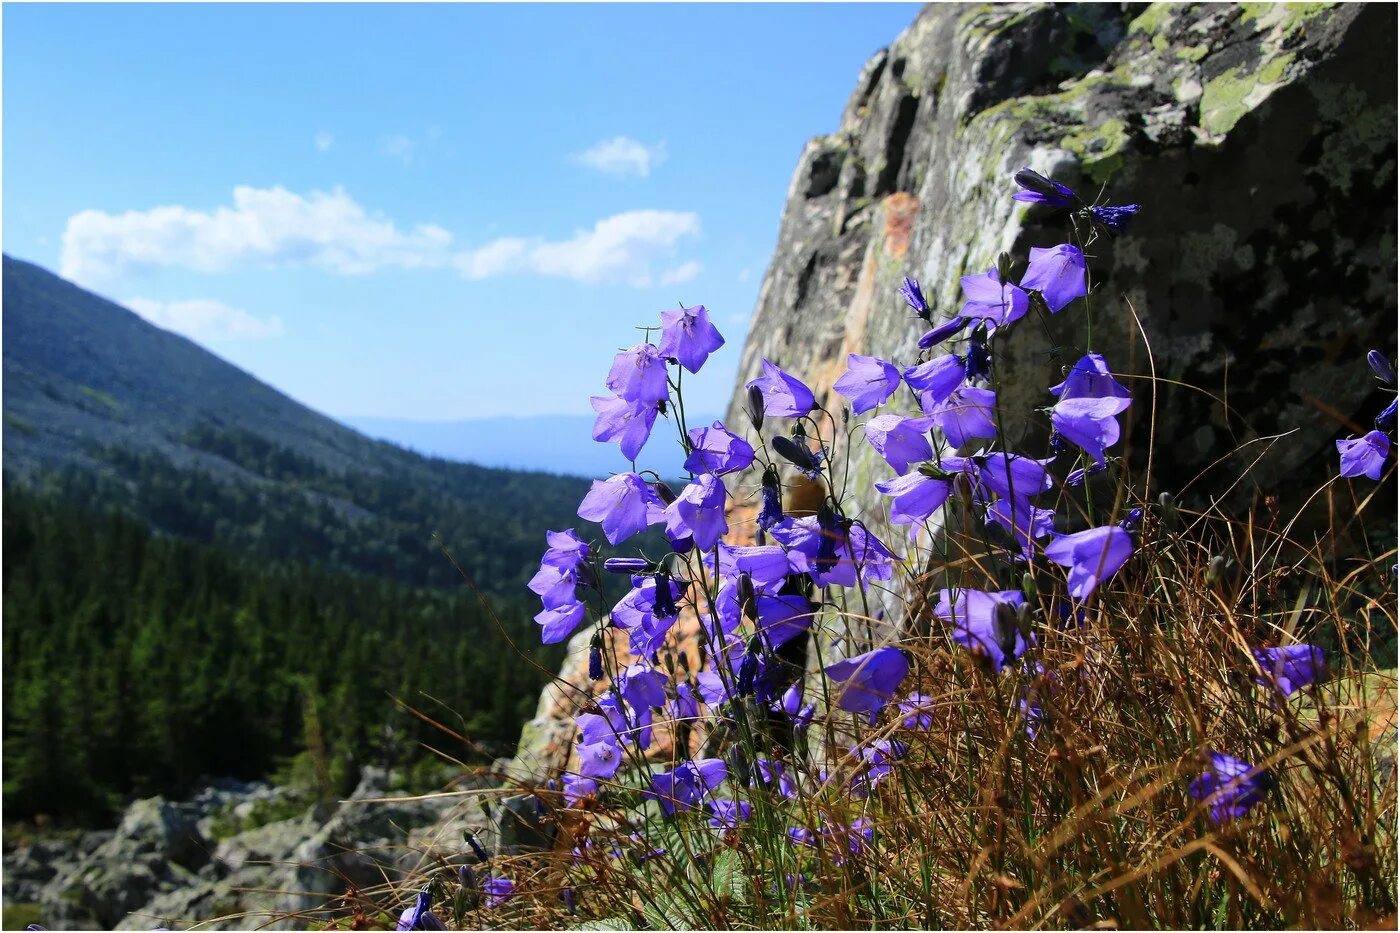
[1,257,597,823]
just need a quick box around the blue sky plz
[4,2,919,422]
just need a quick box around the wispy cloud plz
[314,130,334,152]
[660,260,702,286]
[455,210,700,287]
[62,186,702,290]
[61,185,454,283]
[378,134,415,164]
[572,136,666,178]
[125,296,284,342]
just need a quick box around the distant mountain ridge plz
[343,412,718,479]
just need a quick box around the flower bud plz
[464,831,491,863]
[1021,571,1037,603]
[772,435,820,474]
[652,572,679,619]
[603,557,649,574]
[919,316,971,348]
[993,602,1019,658]
[996,251,1013,285]
[588,634,604,681]
[653,481,677,505]
[746,384,766,433]
[1367,350,1395,386]
[1377,397,1397,433]
[1157,491,1178,532]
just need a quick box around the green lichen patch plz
[1060,116,1131,185]
[1200,67,1257,136]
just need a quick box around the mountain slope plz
[1,254,595,594]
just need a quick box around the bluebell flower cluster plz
[507,166,1347,924]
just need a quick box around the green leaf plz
[568,919,636,932]
[710,848,748,904]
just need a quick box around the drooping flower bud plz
[562,888,577,916]
[745,384,766,433]
[1088,204,1140,232]
[772,435,821,476]
[918,316,971,348]
[1377,397,1398,433]
[898,276,930,320]
[1065,461,1108,487]
[653,571,679,620]
[653,481,677,505]
[738,571,757,623]
[603,557,650,574]
[758,465,784,532]
[963,336,993,384]
[993,602,1019,660]
[1367,350,1395,386]
[588,633,604,681]
[464,831,491,863]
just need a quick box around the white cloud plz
[378,134,415,164]
[61,185,455,284]
[314,131,334,152]
[455,210,700,287]
[62,187,700,290]
[660,260,702,286]
[125,296,284,342]
[737,267,752,283]
[572,136,666,178]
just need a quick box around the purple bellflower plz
[975,452,1055,502]
[864,414,936,475]
[563,773,599,806]
[1050,353,1132,401]
[824,646,911,719]
[715,542,790,592]
[663,473,729,550]
[577,472,665,545]
[606,343,669,405]
[528,529,590,609]
[959,267,1030,329]
[1019,244,1087,313]
[899,691,935,729]
[707,798,753,830]
[931,385,999,448]
[1252,645,1324,697]
[1044,525,1134,600]
[1012,168,1076,208]
[1051,395,1132,465]
[658,304,725,374]
[483,877,515,908]
[770,515,896,587]
[986,497,1057,559]
[534,600,586,645]
[1368,349,1396,386]
[575,712,625,779]
[903,354,966,412]
[397,890,447,931]
[933,588,1029,672]
[747,359,816,418]
[645,758,728,815]
[1337,430,1390,480]
[875,470,954,527]
[1189,752,1272,824]
[590,394,659,461]
[616,663,668,711]
[834,354,902,414]
[684,421,755,475]
[611,574,685,658]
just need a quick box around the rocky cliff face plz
[726,1,1395,504]
[503,0,1395,787]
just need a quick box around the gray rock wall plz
[725,2,1395,511]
